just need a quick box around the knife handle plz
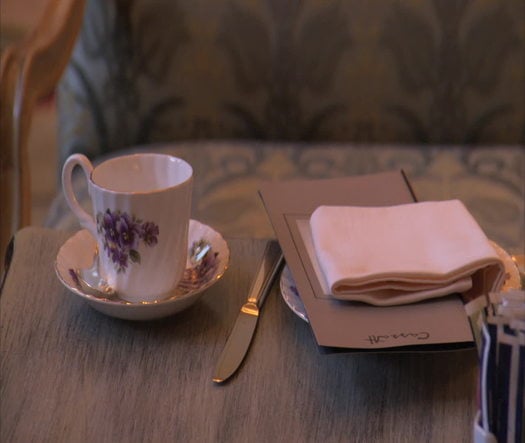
[247,241,284,307]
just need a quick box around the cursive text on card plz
[365,332,430,345]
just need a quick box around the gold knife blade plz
[213,240,284,383]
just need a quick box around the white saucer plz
[279,265,309,323]
[280,241,521,323]
[490,241,522,292]
[55,219,229,320]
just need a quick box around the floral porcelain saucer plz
[280,241,521,324]
[279,265,309,323]
[55,219,229,320]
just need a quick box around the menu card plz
[259,170,475,352]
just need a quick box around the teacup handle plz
[62,154,97,238]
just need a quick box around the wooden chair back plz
[0,0,85,272]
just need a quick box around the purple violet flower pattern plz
[96,209,160,273]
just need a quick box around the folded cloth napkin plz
[310,200,506,306]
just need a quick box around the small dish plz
[279,265,309,323]
[280,241,521,323]
[55,219,229,320]
[490,241,521,292]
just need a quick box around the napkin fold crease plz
[310,200,505,306]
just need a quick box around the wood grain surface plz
[1,227,478,443]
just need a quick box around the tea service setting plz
[4,150,523,443]
[56,153,229,320]
[55,152,522,323]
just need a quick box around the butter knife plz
[213,240,284,383]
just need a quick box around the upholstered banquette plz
[47,0,524,250]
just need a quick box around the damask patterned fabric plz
[52,1,524,251]
[57,0,525,165]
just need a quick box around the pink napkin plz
[309,200,505,306]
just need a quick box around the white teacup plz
[62,153,193,303]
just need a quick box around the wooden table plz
[1,227,478,443]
